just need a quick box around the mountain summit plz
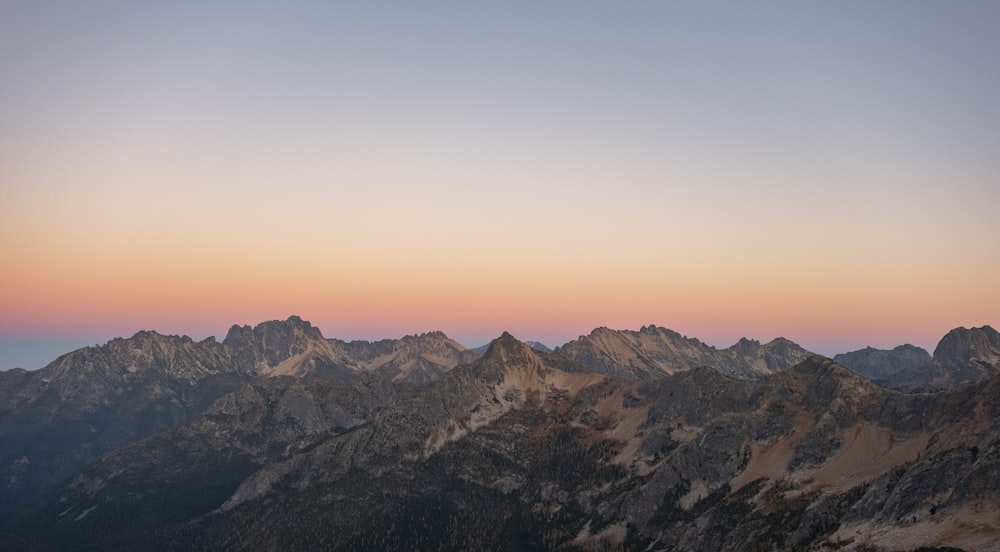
[5,343,999,551]
[224,316,354,380]
[479,331,540,369]
[0,330,250,511]
[934,325,1000,366]
[3,321,999,551]
[834,344,933,384]
[837,325,1000,391]
[0,316,472,512]
[556,325,812,379]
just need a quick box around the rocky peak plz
[0,328,251,512]
[129,329,169,340]
[413,330,449,341]
[222,316,343,377]
[395,331,464,350]
[638,324,701,345]
[933,325,1000,365]
[754,337,813,372]
[46,330,234,383]
[469,332,549,385]
[834,328,1000,392]
[223,323,252,344]
[763,337,796,351]
[334,331,475,384]
[732,337,762,355]
[834,343,932,386]
[638,324,662,336]
[482,332,537,365]
[252,315,325,343]
[783,355,877,403]
[121,331,203,357]
[558,326,813,380]
[223,316,323,346]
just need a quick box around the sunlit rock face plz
[556,325,813,380]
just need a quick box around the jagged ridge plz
[0,316,474,512]
[556,325,813,379]
[837,326,1000,391]
[3,334,999,551]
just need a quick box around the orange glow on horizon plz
[3,6,998,359]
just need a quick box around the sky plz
[2,2,999,369]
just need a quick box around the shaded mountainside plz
[834,344,932,385]
[556,325,813,380]
[0,316,475,512]
[837,326,1000,391]
[5,334,999,552]
[0,331,251,512]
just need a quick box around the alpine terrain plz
[1,318,998,551]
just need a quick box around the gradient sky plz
[2,2,999,369]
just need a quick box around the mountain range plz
[834,325,1000,391]
[1,317,999,551]
[556,325,812,380]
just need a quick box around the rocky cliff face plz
[0,316,474,512]
[838,326,1000,391]
[556,325,813,379]
[470,340,553,354]
[223,315,356,381]
[834,344,933,384]
[334,331,480,384]
[5,334,998,551]
[934,325,1000,370]
[223,317,477,384]
[0,331,251,511]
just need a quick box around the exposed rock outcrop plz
[0,316,473,511]
[556,325,813,379]
[334,331,479,384]
[6,335,998,551]
[839,326,1000,391]
[835,344,932,384]
[0,331,250,511]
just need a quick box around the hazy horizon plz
[2,3,998,370]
